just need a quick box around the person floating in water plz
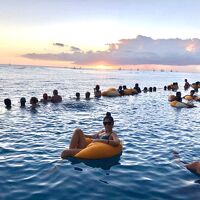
[75,92,80,100]
[85,91,90,100]
[175,91,182,102]
[94,85,101,98]
[4,98,11,109]
[143,87,148,93]
[51,90,62,103]
[20,97,26,107]
[173,150,200,175]
[118,86,124,96]
[184,79,190,90]
[61,112,120,159]
[134,83,141,93]
[30,97,39,108]
[40,93,51,103]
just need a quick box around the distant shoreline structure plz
[0,63,198,73]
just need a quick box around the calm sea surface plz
[0,65,200,200]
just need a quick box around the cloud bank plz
[23,35,200,66]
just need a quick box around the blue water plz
[0,65,200,200]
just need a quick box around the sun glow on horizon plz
[186,43,196,52]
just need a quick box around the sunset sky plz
[1,0,200,72]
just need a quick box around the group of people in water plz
[3,79,200,109]
[60,111,200,176]
[2,79,200,175]
[167,79,200,107]
[3,83,159,109]
[3,89,62,109]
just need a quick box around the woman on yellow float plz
[61,112,121,159]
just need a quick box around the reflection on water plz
[0,66,200,200]
[68,154,122,170]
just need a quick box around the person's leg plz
[61,149,82,159]
[69,128,87,149]
[61,128,88,159]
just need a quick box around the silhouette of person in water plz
[184,79,190,90]
[4,98,11,109]
[94,85,101,98]
[61,112,120,159]
[143,87,148,93]
[134,83,141,93]
[20,97,26,107]
[122,85,127,90]
[85,91,90,100]
[75,92,80,100]
[51,90,62,103]
[30,97,39,108]
[175,92,182,102]
[118,86,124,96]
[40,93,51,103]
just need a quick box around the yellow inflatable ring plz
[124,88,137,95]
[191,84,200,89]
[75,140,123,160]
[101,88,120,97]
[184,95,194,100]
[170,100,189,108]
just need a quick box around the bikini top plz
[96,132,112,140]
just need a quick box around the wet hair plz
[30,97,38,104]
[176,91,181,97]
[43,93,48,100]
[103,112,114,124]
[95,85,100,91]
[143,87,148,92]
[20,97,26,107]
[123,85,127,90]
[149,87,152,92]
[190,90,195,95]
[53,90,58,95]
[167,85,171,90]
[153,87,156,92]
[135,83,139,87]
[76,92,80,98]
[85,91,90,99]
[164,86,167,90]
[4,98,11,107]
[118,85,122,90]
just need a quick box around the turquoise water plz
[0,65,200,200]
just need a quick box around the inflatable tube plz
[124,88,137,95]
[191,84,200,89]
[184,95,194,101]
[168,84,179,91]
[170,100,194,108]
[184,95,200,101]
[101,88,120,97]
[75,142,123,160]
[168,95,176,102]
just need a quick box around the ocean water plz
[0,65,200,200]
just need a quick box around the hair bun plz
[106,112,111,117]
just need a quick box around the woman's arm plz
[108,132,120,146]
